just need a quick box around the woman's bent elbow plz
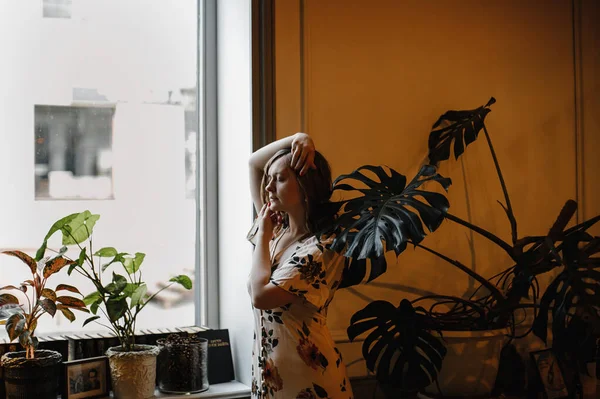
[251,295,268,310]
[251,290,277,310]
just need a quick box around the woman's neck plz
[286,209,309,237]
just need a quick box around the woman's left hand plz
[257,202,280,240]
[290,133,316,176]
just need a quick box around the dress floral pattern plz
[250,234,353,399]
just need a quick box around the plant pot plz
[379,384,419,398]
[157,334,209,394]
[106,344,160,399]
[423,328,508,397]
[511,320,550,361]
[1,349,62,399]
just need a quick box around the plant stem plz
[140,282,173,312]
[24,288,33,317]
[89,236,102,285]
[414,242,507,303]
[444,212,515,258]
[64,232,98,284]
[482,124,518,244]
[460,157,477,292]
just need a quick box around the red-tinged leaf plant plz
[0,249,88,359]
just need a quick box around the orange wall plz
[581,0,600,234]
[274,0,599,340]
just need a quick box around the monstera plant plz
[327,98,600,396]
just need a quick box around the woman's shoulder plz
[296,232,338,255]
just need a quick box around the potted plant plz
[326,98,599,397]
[156,333,209,394]
[0,247,87,398]
[37,211,193,399]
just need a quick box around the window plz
[43,0,72,19]
[35,105,115,200]
[0,0,201,335]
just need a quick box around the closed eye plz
[268,174,286,183]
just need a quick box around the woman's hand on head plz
[291,133,317,176]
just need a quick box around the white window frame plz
[196,0,219,329]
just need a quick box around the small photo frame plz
[63,356,109,399]
[530,349,570,399]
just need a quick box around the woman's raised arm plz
[249,132,316,214]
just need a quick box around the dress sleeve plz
[246,218,259,247]
[270,238,344,310]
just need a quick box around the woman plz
[247,133,353,399]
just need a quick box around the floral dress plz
[249,233,353,399]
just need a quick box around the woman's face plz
[265,156,304,213]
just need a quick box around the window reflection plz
[35,105,114,200]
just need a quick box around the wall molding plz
[252,0,276,151]
[572,0,585,223]
[299,0,307,131]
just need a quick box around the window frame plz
[196,0,219,329]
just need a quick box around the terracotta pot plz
[106,344,159,399]
[1,349,62,399]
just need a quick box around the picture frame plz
[63,356,109,399]
[530,349,571,399]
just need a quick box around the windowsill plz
[154,381,251,399]
[62,381,251,399]
[87,381,251,399]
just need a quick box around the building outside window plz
[0,0,202,335]
[34,104,115,200]
[43,0,72,19]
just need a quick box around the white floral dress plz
[249,233,354,399]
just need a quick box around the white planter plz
[106,344,160,399]
[423,328,508,397]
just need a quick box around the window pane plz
[0,0,198,335]
[43,0,72,19]
[35,105,115,200]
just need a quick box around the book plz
[196,329,235,384]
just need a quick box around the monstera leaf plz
[330,165,451,267]
[503,201,583,303]
[532,231,600,346]
[347,299,447,392]
[338,255,387,288]
[428,97,496,166]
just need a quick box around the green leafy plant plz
[37,211,193,351]
[328,98,600,395]
[0,249,87,359]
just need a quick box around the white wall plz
[216,0,254,387]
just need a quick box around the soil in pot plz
[1,349,62,399]
[157,333,209,394]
